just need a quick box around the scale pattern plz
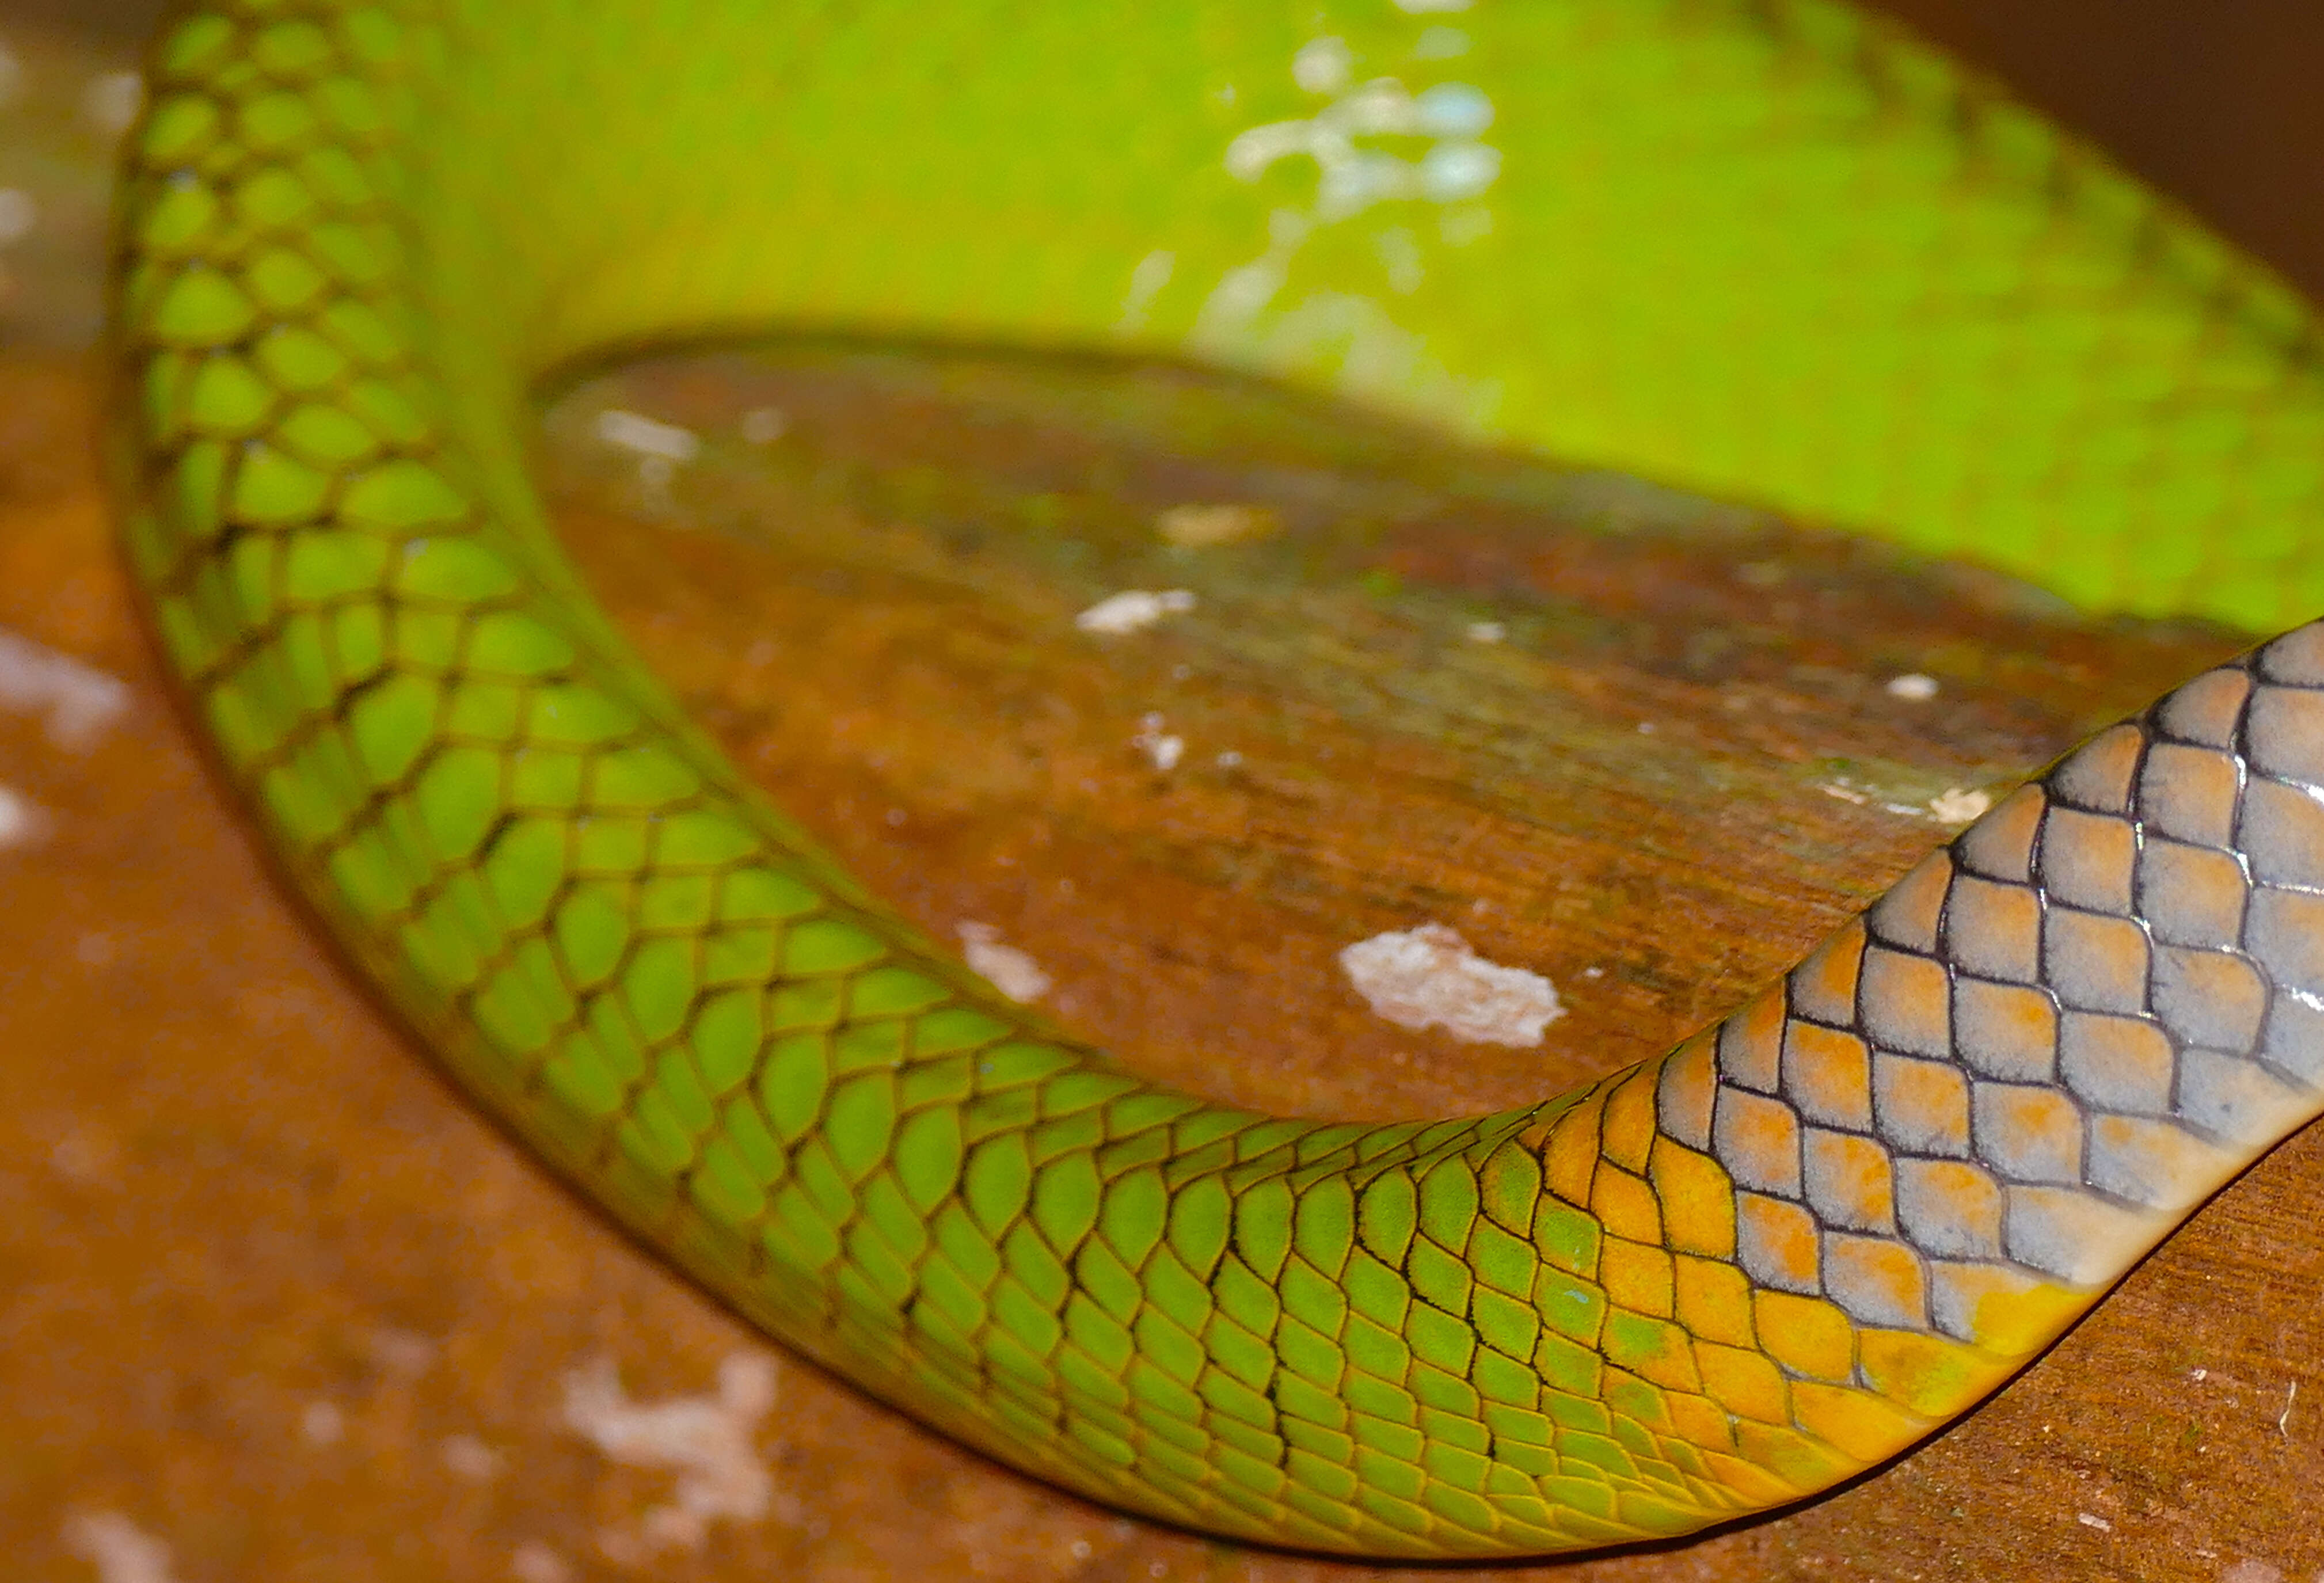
[104,0,2324,1560]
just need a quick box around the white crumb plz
[0,628,131,751]
[1292,36,1352,96]
[0,783,45,848]
[2219,1563,2283,1583]
[1929,786,1991,825]
[1339,922,1564,1047]
[1885,672,1940,701]
[1074,588,1195,635]
[49,1122,122,1187]
[440,1433,505,1481]
[60,1512,177,1583]
[592,408,701,464]
[2075,1512,2112,1532]
[0,188,35,247]
[1132,711,1184,771]
[1465,621,1504,644]
[737,406,787,444]
[563,1353,782,1555]
[363,1326,437,1380]
[510,1542,574,1583]
[1155,503,1276,547]
[958,922,1052,1004]
[83,71,144,135]
[300,1400,344,1446]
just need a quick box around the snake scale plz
[103,0,2324,1559]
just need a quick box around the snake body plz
[106,0,2324,1558]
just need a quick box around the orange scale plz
[1750,1290,1856,1383]
[1671,1254,1756,1347]
[1691,1339,1790,1426]
[1648,1135,1737,1258]
[1788,1379,1927,1464]
[1589,1163,1663,1246]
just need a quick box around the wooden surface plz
[2,6,2321,1581]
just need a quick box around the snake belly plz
[104,0,2324,1559]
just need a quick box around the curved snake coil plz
[105,0,2324,1559]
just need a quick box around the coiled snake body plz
[106,0,2324,1557]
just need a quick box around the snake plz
[102,0,2324,1561]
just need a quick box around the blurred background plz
[14,0,2324,295]
[1889,0,2324,302]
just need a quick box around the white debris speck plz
[1886,672,1940,701]
[2192,1367,2209,1382]
[2280,1380,2298,1437]
[1222,73,1499,224]
[510,1542,573,1583]
[1635,721,1655,736]
[1466,621,1504,644]
[1413,82,1494,138]
[0,627,132,751]
[441,1433,505,1481]
[593,408,700,464]
[84,71,144,135]
[737,406,786,444]
[0,189,35,246]
[2220,1563,2284,1583]
[1818,782,1869,806]
[1132,712,1184,771]
[958,922,1052,1004]
[61,1512,177,1583]
[1929,787,1992,825]
[1155,502,1275,547]
[50,1122,122,1186]
[1117,248,1176,332]
[301,1400,344,1446]
[364,1326,437,1380]
[1215,749,1243,769]
[1418,141,1501,203]
[1292,36,1353,96]
[563,1353,781,1556]
[1374,224,1425,293]
[0,784,45,848]
[1074,588,1195,636]
[2075,1512,2113,1532]
[1339,922,1564,1046]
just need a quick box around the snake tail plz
[107,0,2324,1558]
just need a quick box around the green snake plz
[104,0,2324,1559]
